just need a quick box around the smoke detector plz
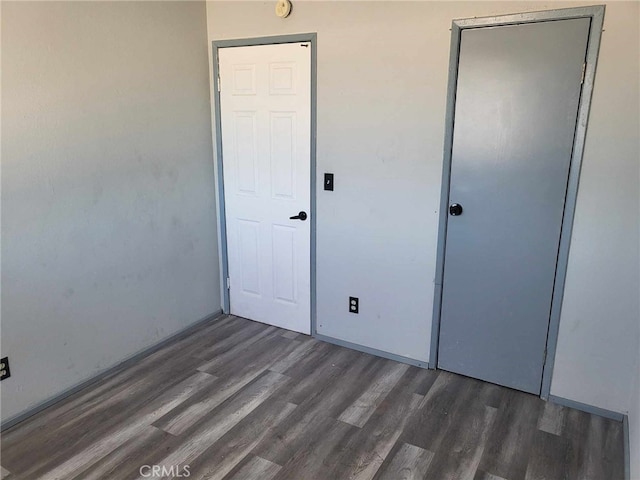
[276,0,292,18]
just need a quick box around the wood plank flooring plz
[0,315,625,480]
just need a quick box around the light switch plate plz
[324,173,334,191]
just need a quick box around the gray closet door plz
[438,18,590,394]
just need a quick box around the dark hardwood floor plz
[1,315,625,480]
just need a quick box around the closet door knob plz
[449,204,463,216]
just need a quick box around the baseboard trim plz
[623,414,630,480]
[1,310,224,431]
[313,333,429,369]
[548,394,625,422]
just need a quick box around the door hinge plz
[226,277,231,290]
[217,75,221,92]
[580,62,586,85]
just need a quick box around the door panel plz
[219,43,311,334]
[270,112,296,199]
[272,224,296,303]
[438,19,590,393]
[237,219,260,296]
[234,112,258,194]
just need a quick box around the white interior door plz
[219,43,311,334]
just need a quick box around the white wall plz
[207,0,639,425]
[1,1,221,423]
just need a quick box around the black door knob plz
[289,211,308,221]
[449,203,463,216]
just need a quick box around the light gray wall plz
[1,1,220,423]
[207,0,639,424]
[208,1,444,363]
[549,2,639,416]
[631,356,640,480]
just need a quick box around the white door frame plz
[212,33,318,334]
[429,6,605,400]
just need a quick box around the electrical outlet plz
[349,296,359,314]
[0,357,11,381]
